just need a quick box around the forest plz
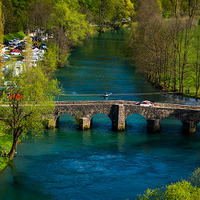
[129,0,200,98]
[2,0,135,66]
[3,0,200,97]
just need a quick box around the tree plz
[49,1,90,66]
[137,180,200,199]
[28,0,54,34]
[2,0,16,34]
[129,0,200,93]
[24,35,33,70]
[129,0,164,85]
[0,67,60,160]
[0,0,4,74]
[39,45,58,77]
[186,26,200,97]
[110,0,135,30]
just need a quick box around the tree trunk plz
[8,134,19,160]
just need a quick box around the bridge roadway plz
[53,100,200,134]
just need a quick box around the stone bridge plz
[52,100,200,134]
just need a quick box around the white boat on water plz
[103,92,112,99]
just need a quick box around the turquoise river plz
[1,30,200,200]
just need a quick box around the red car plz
[10,49,21,56]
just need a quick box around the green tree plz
[137,180,200,200]
[2,0,16,34]
[52,1,89,45]
[137,168,200,199]
[39,45,58,77]
[0,0,4,74]
[49,1,90,66]
[110,0,135,30]
[0,67,60,160]
[24,35,33,70]
[28,0,54,33]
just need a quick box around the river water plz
[1,30,200,200]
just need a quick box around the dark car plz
[15,46,24,51]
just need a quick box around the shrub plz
[189,168,200,188]
[137,168,200,200]
[165,180,200,200]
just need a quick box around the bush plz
[137,188,165,200]
[189,168,200,188]
[165,180,200,200]
[137,168,200,200]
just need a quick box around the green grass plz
[3,31,26,43]
[0,157,9,171]
[0,123,12,171]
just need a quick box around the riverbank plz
[0,133,12,171]
[147,80,200,101]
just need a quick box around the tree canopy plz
[0,66,60,160]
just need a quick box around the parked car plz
[9,40,14,45]
[10,49,21,56]
[15,46,24,51]
[135,100,154,107]
[4,54,10,61]
[39,43,47,50]
[8,45,15,50]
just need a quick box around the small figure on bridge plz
[4,150,6,157]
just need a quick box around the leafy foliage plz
[50,1,89,45]
[137,171,200,200]
[0,66,60,160]
[129,0,200,96]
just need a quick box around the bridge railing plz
[154,103,200,110]
[55,100,200,110]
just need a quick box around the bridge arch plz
[90,113,112,130]
[196,122,200,134]
[90,112,112,122]
[161,116,182,134]
[126,114,147,133]
[126,112,147,120]
[57,113,77,128]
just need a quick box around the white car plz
[10,51,21,56]
[135,100,154,107]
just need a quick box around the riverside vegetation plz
[0,0,135,169]
[128,0,200,98]
[137,168,200,200]
[1,0,200,199]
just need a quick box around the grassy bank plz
[0,134,12,171]
[0,122,12,171]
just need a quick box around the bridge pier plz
[182,121,196,134]
[44,115,58,129]
[147,119,161,133]
[112,104,126,131]
[77,117,91,130]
